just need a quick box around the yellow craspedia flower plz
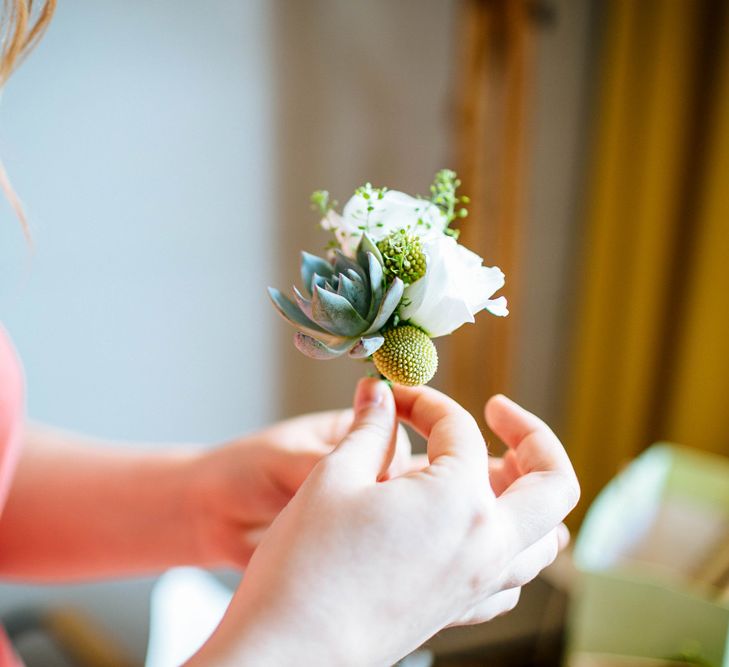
[372,325,438,386]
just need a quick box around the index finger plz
[486,395,580,554]
[392,384,487,468]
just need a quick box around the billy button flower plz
[373,325,438,387]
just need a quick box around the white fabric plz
[145,568,233,667]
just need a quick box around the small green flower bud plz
[376,229,427,285]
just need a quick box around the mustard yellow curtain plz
[566,0,729,523]
[664,7,729,456]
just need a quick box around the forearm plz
[0,424,207,581]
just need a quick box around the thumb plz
[330,378,397,482]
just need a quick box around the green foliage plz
[429,169,469,230]
[354,182,388,215]
[310,190,337,216]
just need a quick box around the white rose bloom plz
[322,189,448,256]
[400,236,508,337]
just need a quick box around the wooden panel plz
[448,0,535,428]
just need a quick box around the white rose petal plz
[322,189,448,256]
[400,236,508,337]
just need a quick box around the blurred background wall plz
[0,0,276,660]
[0,0,276,443]
[273,0,459,416]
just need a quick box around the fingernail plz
[355,378,388,411]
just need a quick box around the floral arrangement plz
[268,170,508,386]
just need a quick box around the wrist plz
[180,446,227,568]
[132,446,206,569]
[188,583,364,666]
[184,443,252,569]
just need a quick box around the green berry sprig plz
[354,182,388,203]
[311,190,337,216]
[429,169,470,238]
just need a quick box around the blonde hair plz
[0,0,56,241]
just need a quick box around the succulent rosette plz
[269,170,508,386]
[268,235,404,360]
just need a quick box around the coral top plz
[0,326,25,666]
[0,327,23,510]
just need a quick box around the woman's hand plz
[189,409,413,568]
[188,379,579,666]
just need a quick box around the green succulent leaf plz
[271,233,409,362]
[349,334,385,359]
[336,272,369,318]
[301,252,333,296]
[365,252,385,322]
[332,251,367,284]
[357,233,384,268]
[311,285,369,337]
[364,277,404,335]
[292,286,314,321]
[310,272,331,294]
[268,287,329,337]
[294,332,352,360]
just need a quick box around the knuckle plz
[492,588,522,619]
[499,570,520,591]
[468,570,488,595]
[499,559,531,591]
[464,502,500,549]
[541,534,560,571]
[452,609,477,627]
[527,539,559,581]
[549,533,560,562]
[468,501,491,534]
[353,417,391,442]
[493,535,513,573]
[505,588,522,613]
[566,475,581,510]
[557,471,581,512]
